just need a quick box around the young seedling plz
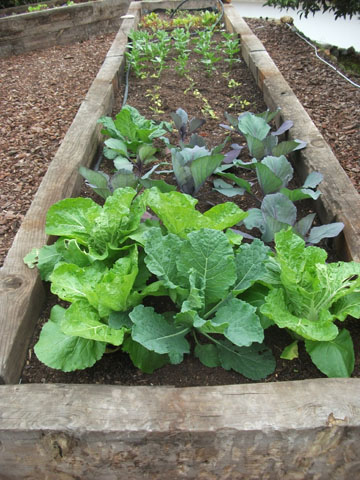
[220,32,241,67]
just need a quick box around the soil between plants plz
[17,22,360,386]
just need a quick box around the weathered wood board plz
[0,0,130,57]
[0,380,360,478]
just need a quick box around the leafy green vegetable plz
[34,305,106,372]
[260,229,360,377]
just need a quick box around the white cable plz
[286,23,360,89]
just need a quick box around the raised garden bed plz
[1,1,360,477]
[0,0,130,56]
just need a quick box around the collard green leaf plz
[123,337,169,373]
[177,229,236,305]
[34,305,105,372]
[130,305,190,357]
[239,283,274,329]
[212,298,264,347]
[109,311,133,329]
[194,343,221,368]
[61,301,125,346]
[144,228,184,289]
[216,339,276,380]
[305,329,354,377]
[233,239,271,294]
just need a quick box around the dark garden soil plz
[16,19,360,386]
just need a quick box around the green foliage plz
[263,0,360,19]
[28,3,47,11]
[78,106,173,199]
[260,229,360,377]
[25,188,265,377]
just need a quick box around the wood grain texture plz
[0,5,140,385]
[0,380,360,479]
[0,0,130,57]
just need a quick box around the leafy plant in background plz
[28,3,47,10]
[221,109,307,160]
[79,106,173,198]
[260,228,360,377]
[171,144,225,196]
[219,32,241,67]
[193,29,221,76]
[170,107,206,145]
[214,154,344,244]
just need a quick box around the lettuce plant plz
[25,187,263,376]
[260,229,360,377]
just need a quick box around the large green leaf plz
[45,197,102,244]
[130,305,190,357]
[177,229,236,305]
[331,292,360,321]
[92,246,139,316]
[203,202,247,230]
[233,239,271,294]
[34,305,105,372]
[144,228,184,289]
[190,154,224,194]
[261,288,339,341]
[305,329,354,377]
[24,243,62,281]
[216,339,276,380]
[61,301,126,346]
[194,343,220,368]
[146,188,245,238]
[238,113,270,140]
[255,163,283,194]
[122,337,169,373]
[212,298,264,347]
[50,263,105,303]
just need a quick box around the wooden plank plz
[0,0,130,57]
[0,4,141,385]
[0,380,360,478]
